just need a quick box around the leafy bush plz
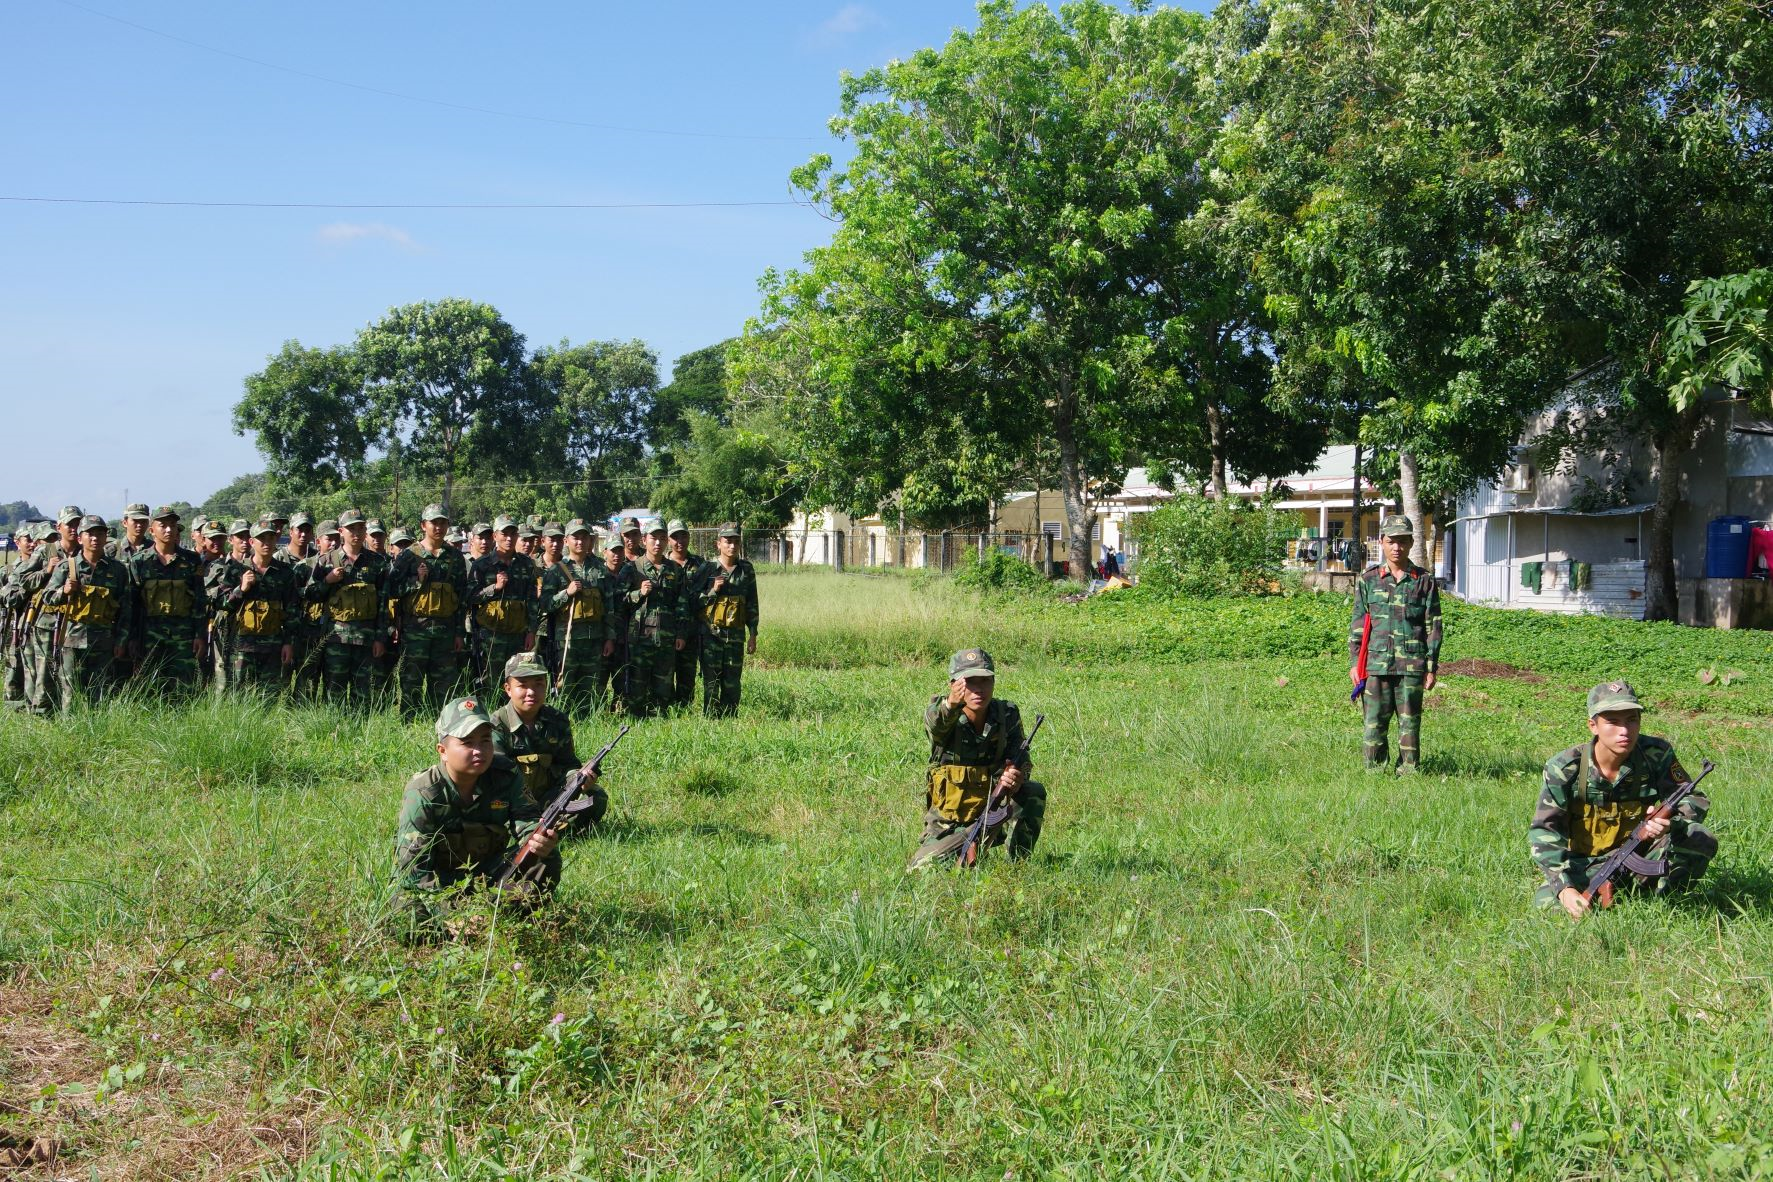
[951,546,1050,595]
[1130,493,1293,597]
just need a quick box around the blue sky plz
[2,0,1193,514]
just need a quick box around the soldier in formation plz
[622,522,685,718]
[469,515,538,701]
[309,509,389,709]
[390,505,469,719]
[541,519,616,713]
[691,524,758,717]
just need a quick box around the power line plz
[1,195,803,211]
[57,0,820,143]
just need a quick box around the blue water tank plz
[1707,515,1753,578]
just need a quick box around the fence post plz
[832,530,845,572]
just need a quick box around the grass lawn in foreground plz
[2,567,1772,1179]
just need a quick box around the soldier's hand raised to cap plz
[947,678,967,706]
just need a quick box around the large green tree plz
[737,1,1208,579]
[355,299,544,516]
[234,342,371,495]
[532,338,658,521]
[1209,0,1572,566]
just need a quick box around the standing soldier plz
[622,517,644,562]
[366,520,388,557]
[207,520,253,692]
[598,533,631,710]
[2,523,41,707]
[666,521,711,710]
[516,521,539,560]
[621,522,686,718]
[41,516,133,709]
[307,509,390,709]
[541,520,616,713]
[106,504,153,562]
[17,507,84,716]
[391,505,469,719]
[219,517,297,692]
[534,522,564,670]
[469,515,538,700]
[1530,681,1718,918]
[468,523,491,563]
[491,651,608,827]
[908,648,1045,868]
[1348,515,1441,772]
[693,524,759,717]
[129,507,208,695]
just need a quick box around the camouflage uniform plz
[622,538,686,718]
[1349,515,1441,769]
[390,512,470,719]
[597,540,632,711]
[128,516,208,694]
[910,649,1045,867]
[306,518,391,709]
[667,523,711,709]
[468,521,538,701]
[492,696,607,828]
[1529,683,1717,907]
[289,518,335,698]
[17,510,85,716]
[40,521,134,709]
[104,505,154,564]
[394,698,558,929]
[205,526,253,693]
[220,524,299,692]
[692,526,759,717]
[539,522,617,713]
[1,527,39,707]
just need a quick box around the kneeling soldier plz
[394,696,570,933]
[492,651,608,829]
[909,648,1045,868]
[1530,680,1717,919]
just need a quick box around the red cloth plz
[1750,527,1773,577]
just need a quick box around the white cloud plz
[802,4,882,51]
[314,222,423,252]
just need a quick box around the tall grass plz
[2,571,1772,1178]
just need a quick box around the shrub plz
[1130,493,1292,597]
[951,546,1050,595]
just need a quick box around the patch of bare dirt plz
[0,981,322,1180]
[1440,658,1545,683]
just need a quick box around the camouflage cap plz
[389,528,413,546]
[517,522,538,539]
[472,521,493,536]
[717,522,741,539]
[667,519,688,537]
[269,509,290,524]
[338,508,366,528]
[621,516,642,534]
[124,502,150,520]
[646,521,668,536]
[948,647,995,680]
[503,651,551,681]
[366,519,386,537]
[252,516,279,538]
[542,521,565,538]
[57,506,83,525]
[493,514,518,533]
[289,511,314,529]
[77,513,107,533]
[1587,679,1642,717]
[421,503,450,522]
[434,696,494,741]
[526,514,545,529]
[565,517,592,536]
[1379,514,1414,538]
[446,529,466,545]
[203,522,228,540]
[605,534,625,551]
[151,504,181,522]
[228,518,251,537]
[318,519,341,538]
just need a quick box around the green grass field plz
[4,568,1773,1179]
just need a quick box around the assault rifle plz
[493,724,629,887]
[1581,758,1716,912]
[956,712,1045,868]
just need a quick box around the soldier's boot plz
[1007,779,1047,861]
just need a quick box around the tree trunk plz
[1643,403,1705,622]
[1204,401,1229,498]
[1054,388,1093,583]
[1398,448,1426,567]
